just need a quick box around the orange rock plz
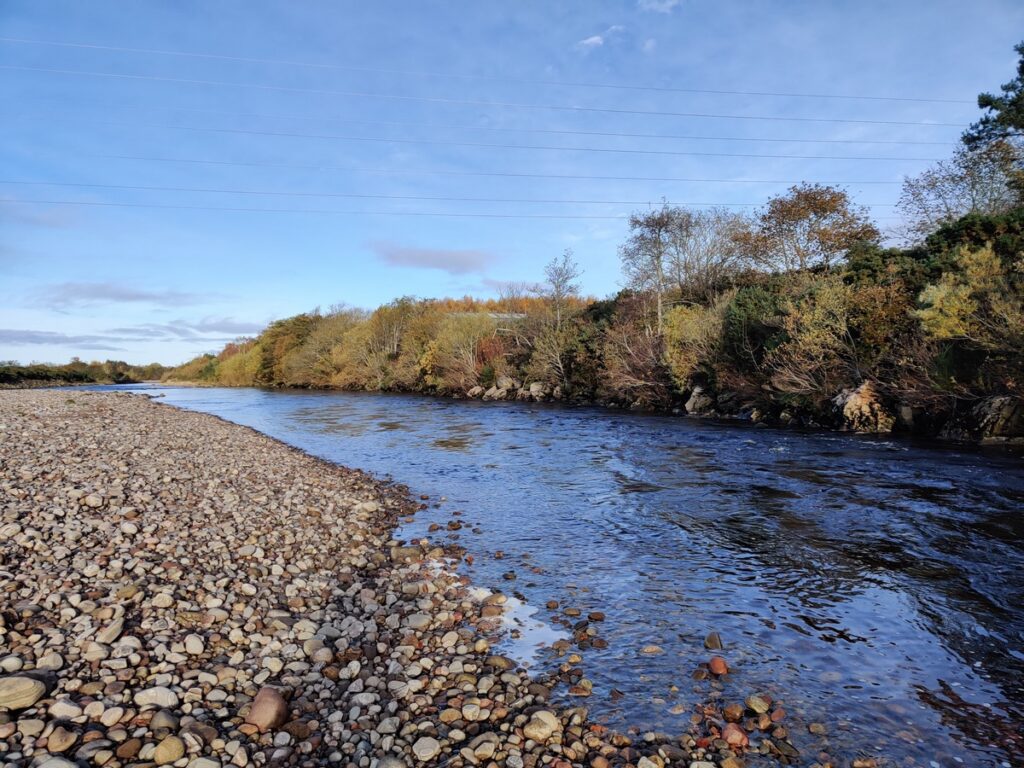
[723,722,749,748]
[723,703,744,722]
[709,656,729,675]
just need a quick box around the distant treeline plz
[0,359,168,388]
[162,45,1023,437]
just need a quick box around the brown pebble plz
[708,655,729,675]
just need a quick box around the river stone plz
[723,723,749,747]
[190,758,222,768]
[412,736,441,761]
[100,706,125,726]
[49,698,84,719]
[117,739,142,759]
[245,686,288,732]
[704,631,723,650]
[0,675,47,709]
[37,652,64,671]
[19,718,46,736]
[95,617,124,644]
[745,694,770,714]
[48,725,78,752]
[185,633,205,655]
[405,613,431,629]
[134,686,179,708]
[37,759,78,768]
[151,709,180,731]
[522,710,560,742]
[154,734,186,763]
[376,757,408,768]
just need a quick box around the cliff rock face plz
[832,382,896,434]
[941,396,1024,444]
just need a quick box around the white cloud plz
[643,38,657,53]
[638,0,682,12]
[575,25,625,51]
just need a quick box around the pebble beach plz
[1,390,799,768]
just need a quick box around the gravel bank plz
[0,391,784,768]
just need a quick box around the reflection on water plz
[102,385,1024,768]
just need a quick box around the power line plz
[0,180,899,206]
[0,198,905,221]
[72,119,944,162]
[0,36,973,106]
[13,107,957,146]
[0,198,630,219]
[0,64,967,128]
[93,153,907,184]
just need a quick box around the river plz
[99,385,1023,767]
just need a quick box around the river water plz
[100,385,1023,767]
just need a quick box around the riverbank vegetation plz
[0,359,168,388]
[162,45,1024,438]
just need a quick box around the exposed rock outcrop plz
[832,381,896,434]
[940,396,1024,444]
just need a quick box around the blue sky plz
[2,0,1022,365]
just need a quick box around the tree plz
[964,41,1024,149]
[663,208,746,303]
[541,249,582,330]
[620,206,675,333]
[897,140,1021,244]
[421,313,497,392]
[734,184,879,272]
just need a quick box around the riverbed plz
[102,385,1024,767]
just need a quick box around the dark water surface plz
[100,385,1023,767]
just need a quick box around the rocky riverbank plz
[465,376,1024,445]
[1,390,810,768]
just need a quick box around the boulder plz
[685,386,715,415]
[496,375,520,391]
[966,397,1024,444]
[528,382,548,400]
[832,381,895,434]
[466,386,485,398]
